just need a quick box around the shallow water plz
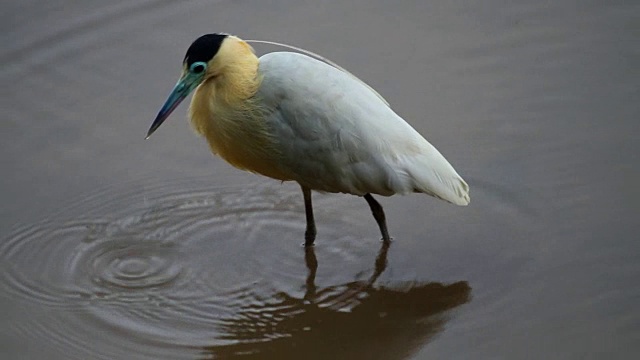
[2,0,639,359]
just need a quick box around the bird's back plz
[257,52,469,205]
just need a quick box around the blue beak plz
[146,72,202,139]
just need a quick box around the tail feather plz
[413,168,470,205]
[393,149,470,206]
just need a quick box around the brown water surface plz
[2,0,639,359]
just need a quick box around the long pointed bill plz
[146,72,202,139]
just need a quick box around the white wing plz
[257,52,470,205]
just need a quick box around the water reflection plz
[203,242,471,359]
[0,182,470,359]
[3,0,638,358]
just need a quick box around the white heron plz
[146,33,469,245]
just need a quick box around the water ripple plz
[2,181,405,358]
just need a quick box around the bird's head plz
[146,33,257,138]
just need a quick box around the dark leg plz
[301,185,317,246]
[369,240,390,285]
[364,193,391,243]
[303,246,318,301]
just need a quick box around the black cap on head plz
[184,33,228,67]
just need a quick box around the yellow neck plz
[188,37,289,181]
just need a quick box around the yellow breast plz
[189,83,290,181]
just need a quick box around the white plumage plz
[147,34,469,244]
[257,52,469,204]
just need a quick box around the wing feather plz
[257,52,470,205]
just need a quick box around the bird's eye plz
[190,62,207,74]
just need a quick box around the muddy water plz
[2,0,638,359]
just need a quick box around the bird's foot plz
[303,235,316,247]
[303,228,316,247]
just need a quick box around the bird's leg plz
[304,245,318,302]
[301,185,317,246]
[364,193,391,243]
[368,240,390,285]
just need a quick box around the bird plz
[146,33,469,246]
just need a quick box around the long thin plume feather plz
[246,39,390,107]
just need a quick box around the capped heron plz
[147,33,469,246]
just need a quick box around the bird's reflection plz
[202,242,471,360]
